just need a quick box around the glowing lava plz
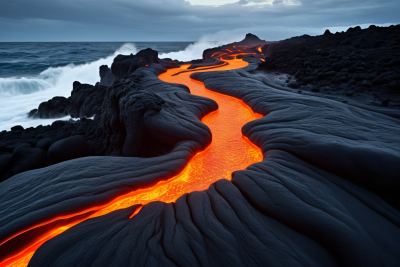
[0,58,263,267]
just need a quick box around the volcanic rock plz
[257,25,400,107]
[0,60,218,263]
[6,56,399,267]
[99,65,115,86]
[0,143,46,182]
[35,137,53,151]
[188,58,225,69]
[203,33,268,60]
[389,80,400,90]
[158,58,182,69]
[111,48,160,80]
[47,135,88,164]
[0,118,95,181]
[66,81,108,118]
[241,33,264,45]
[10,125,24,131]
[1,51,218,182]
[1,38,400,267]
[287,81,300,88]
[27,96,70,119]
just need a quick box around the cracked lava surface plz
[0,58,263,267]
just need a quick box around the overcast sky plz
[0,0,399,42]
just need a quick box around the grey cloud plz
[0,0,399,41]
[237,0,271,5]
[273,0,284,5]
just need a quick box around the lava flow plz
[0,57,263,267]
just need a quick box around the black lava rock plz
[287,81,300,88]
[99,65,115,86]
[257,25,400,99]
[111,48,160,80]
[332,63,344,72]
[203,33,267,59]
[361,81,373,88]
[389,80,400,90]
[0,144,46,182]
[29,96,71,119]
[372,77,391,86]
[2,50,218,182]
[10,125,24,131]
[11,64,400,267]
[47,135,88,163]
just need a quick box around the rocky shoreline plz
[1,32,400,267]
[258,24,400,108]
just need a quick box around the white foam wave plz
[160,31,242,61]
[0,43,137,131]
[0,77,51,95]
[0,43,137,97]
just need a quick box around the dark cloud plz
[0,0,398,41]
[272,0,284,5]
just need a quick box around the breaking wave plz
[160,31,242,61]
[0,43,137,131]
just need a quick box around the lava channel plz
[0,57,263,267]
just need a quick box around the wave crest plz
[0,43,137,97]
[0,43,137,131]
[0,78,51,96]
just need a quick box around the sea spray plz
[0,43,137,131]
[0,78,51,96]
[160,31,242,61]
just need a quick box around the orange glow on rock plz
[129,206,143,219]
[0,57,263,267]
[258,46,262,53]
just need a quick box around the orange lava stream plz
[0,58,263,267]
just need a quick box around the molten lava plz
[0,57,263,267]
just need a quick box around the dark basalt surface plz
[0,119,94,181]
[26,48,221,122]
[187,58,225,69]
[203,33,268,60]
[111,48,160,80]
[258,25,400,108]
[27,82,108,120]
[27,96,71,119]
[0,63,217,262]
[99,65,115,86]
[191,60,400,209]
[1,46,223,183]
[0,60,216,182]
[2,44,262,182]
[19,58,400,267]
[29,182,338,267]
[1,36,400,266]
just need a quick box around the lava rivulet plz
[0,58,263,267]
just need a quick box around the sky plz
[0,0,399,42]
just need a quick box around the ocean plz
[0,41,221,131]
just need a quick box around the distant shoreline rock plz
[258,24,400,108]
